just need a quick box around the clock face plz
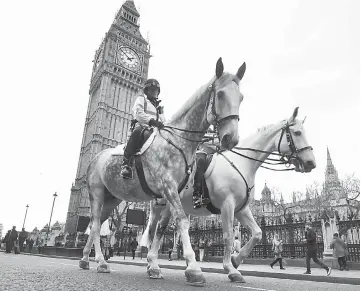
[116,46,141,73]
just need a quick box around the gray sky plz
[0,0,359,234]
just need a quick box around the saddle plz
[194,146,221,215]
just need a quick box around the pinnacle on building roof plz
[41,224,49,232]
[52,221,62,230]
[122,0,140,17]
[261,182,271,195]
[327,146,333,167]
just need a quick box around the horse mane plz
[256,124,274,133]
[169,72,235,122]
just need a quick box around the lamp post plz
[22,204,29,230]
[45,192,58,246]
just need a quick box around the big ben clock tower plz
[65,0,150,233]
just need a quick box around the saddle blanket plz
[111,129,158,156]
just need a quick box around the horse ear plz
[216,57,224,78]
[236,62,246,81]
[289,107,299,123]
[293,107,299,119]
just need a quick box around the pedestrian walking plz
[270,234,285,270]
[130,238,138,260]
[203,238,211,262]
[4,230,11,253]
[9,226,18,254]
[199,237,205,262]
[303,222,331,276]
[167,239,174,261]
[176,240,183,260]
[233,236,241,254]
[330,233,349,271]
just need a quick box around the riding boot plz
[120,126,142,179]
[120,156,132,179]
[193,152,210,209]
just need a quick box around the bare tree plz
[110,201,133,233]
[341,174,360,219]
[341,174,360,201]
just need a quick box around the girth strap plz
[134,155,192,200]
[218,152,254,214]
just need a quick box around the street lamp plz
[22,204,29,230]
[45,192,58,246]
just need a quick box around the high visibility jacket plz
[132,94,166,128]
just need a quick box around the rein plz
[215,121,314,214]
[230,148,295,172]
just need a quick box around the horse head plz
[207,58,246,150]
[276,107,316,173]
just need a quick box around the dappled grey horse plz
[79,58,247,286]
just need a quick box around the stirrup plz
[120,165,133,179]
[193,196,202,209]
[201,197,210,206]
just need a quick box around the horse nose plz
[306,160,316,169]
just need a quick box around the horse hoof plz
[97,263,110,273]
[185,269,206,286]
[147,268,164,279]
[231,256,239,269]
[228,273,246,283]
[79,260,89,270]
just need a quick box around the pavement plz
[2,252,358,291]
[2,250,359,285]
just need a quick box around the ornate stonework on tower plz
[65,1,150,233]
[323,147,344,199]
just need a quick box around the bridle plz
[206,83,240,129]
[277,122,313,165]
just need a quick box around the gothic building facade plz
[65,1,150,233]
[250,147,359,223]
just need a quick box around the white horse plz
[141,107,316,283]
[79,58,246,286]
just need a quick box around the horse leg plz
[141,200,162,251]
[164,186,205,286]
[82,185,110,273]
[79,189,121,270]
[79,215,94,270]
[146,205,171,279]
[232,206,262,269]
[221,199,246,283]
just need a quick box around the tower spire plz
[327,146,333,167]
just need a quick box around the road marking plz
[234,287,276,291]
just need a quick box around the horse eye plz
[217,91,225,98]
[294,131,302,136]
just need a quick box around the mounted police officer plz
[120,79,166,179]
[192,127,218,209]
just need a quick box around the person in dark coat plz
[4,230,11,253]
[303,222,331,276]
[19,228,27,252]
[9,226,18,254]
[177,240,183,260]
[28,238,34,253]
[330,233,349,271]
[130,238,138,260]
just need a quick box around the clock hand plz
[119,48,132,60]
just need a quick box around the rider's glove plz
[149,119,164,128]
